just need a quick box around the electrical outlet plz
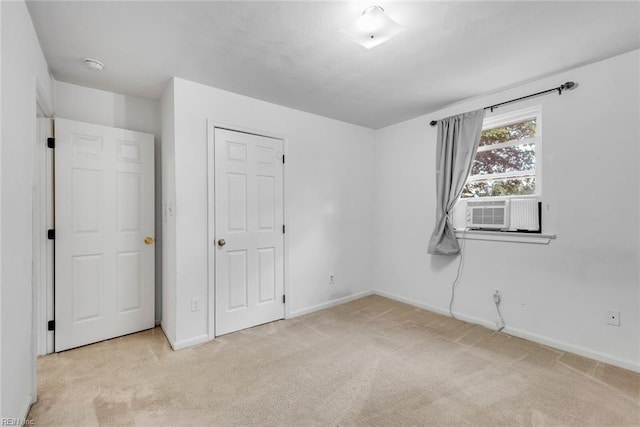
[191,297,200,312]
[607,310,620,326]
[329,274,335,284]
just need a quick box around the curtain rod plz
[429,81,577,127]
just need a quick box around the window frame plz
[462,105,542,200]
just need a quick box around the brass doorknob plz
[144,237,154,245]
[217,239,226,247]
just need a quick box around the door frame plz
[33,86,55,411]
[206,120,289,340]
[35,103,54,356]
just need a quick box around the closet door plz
[214,128,284,336]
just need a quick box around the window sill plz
[454,229,556,245]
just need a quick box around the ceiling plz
[26,1,640,129]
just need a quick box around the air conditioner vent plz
[466,200,509,229]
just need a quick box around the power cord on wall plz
[448,228,507,332]
[448,228,467,320]
[493,290,506,332]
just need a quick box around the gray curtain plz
[428,109,485,255]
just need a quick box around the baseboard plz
[374,290,498,330]
[170,334,210,351]
[160,321,175,349]
[503,326,640,373]
[161,292,374,350]
[374,290,640,373]
[157,288,639,372]
[287,290,375,318]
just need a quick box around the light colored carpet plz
[29,295,639,426]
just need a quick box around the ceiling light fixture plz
[343,5,404,50]
[82,58,104,71]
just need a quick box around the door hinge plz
[47,137,55,149]
[282,155,285,164]
[47,320,55,331]
[47,229,55,240]
[282,295,286,304]
[282,224,285,234]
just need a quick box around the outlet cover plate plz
[607,310,620,326]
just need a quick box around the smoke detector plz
[82,58,104,71]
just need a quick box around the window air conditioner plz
[465,198,540,231]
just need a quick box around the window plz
[461,106,541,199]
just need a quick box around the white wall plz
[53,81,163,323]
[54,81,160,135]
[161,77,375,348]
[374,50,640,371]
[0,0,53,419]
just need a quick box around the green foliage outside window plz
[479,119,536,147]
[462,118,537,198]
[462,177,535,198]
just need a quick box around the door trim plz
[206,120,288,340]
[35,117,54,356]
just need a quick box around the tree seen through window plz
[462,117,538,198]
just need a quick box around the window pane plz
[461,177,535,198]
[471,144,535,176]
[479,118,536,147]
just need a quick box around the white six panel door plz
[214,128,284,336]
[55,118,154,351]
